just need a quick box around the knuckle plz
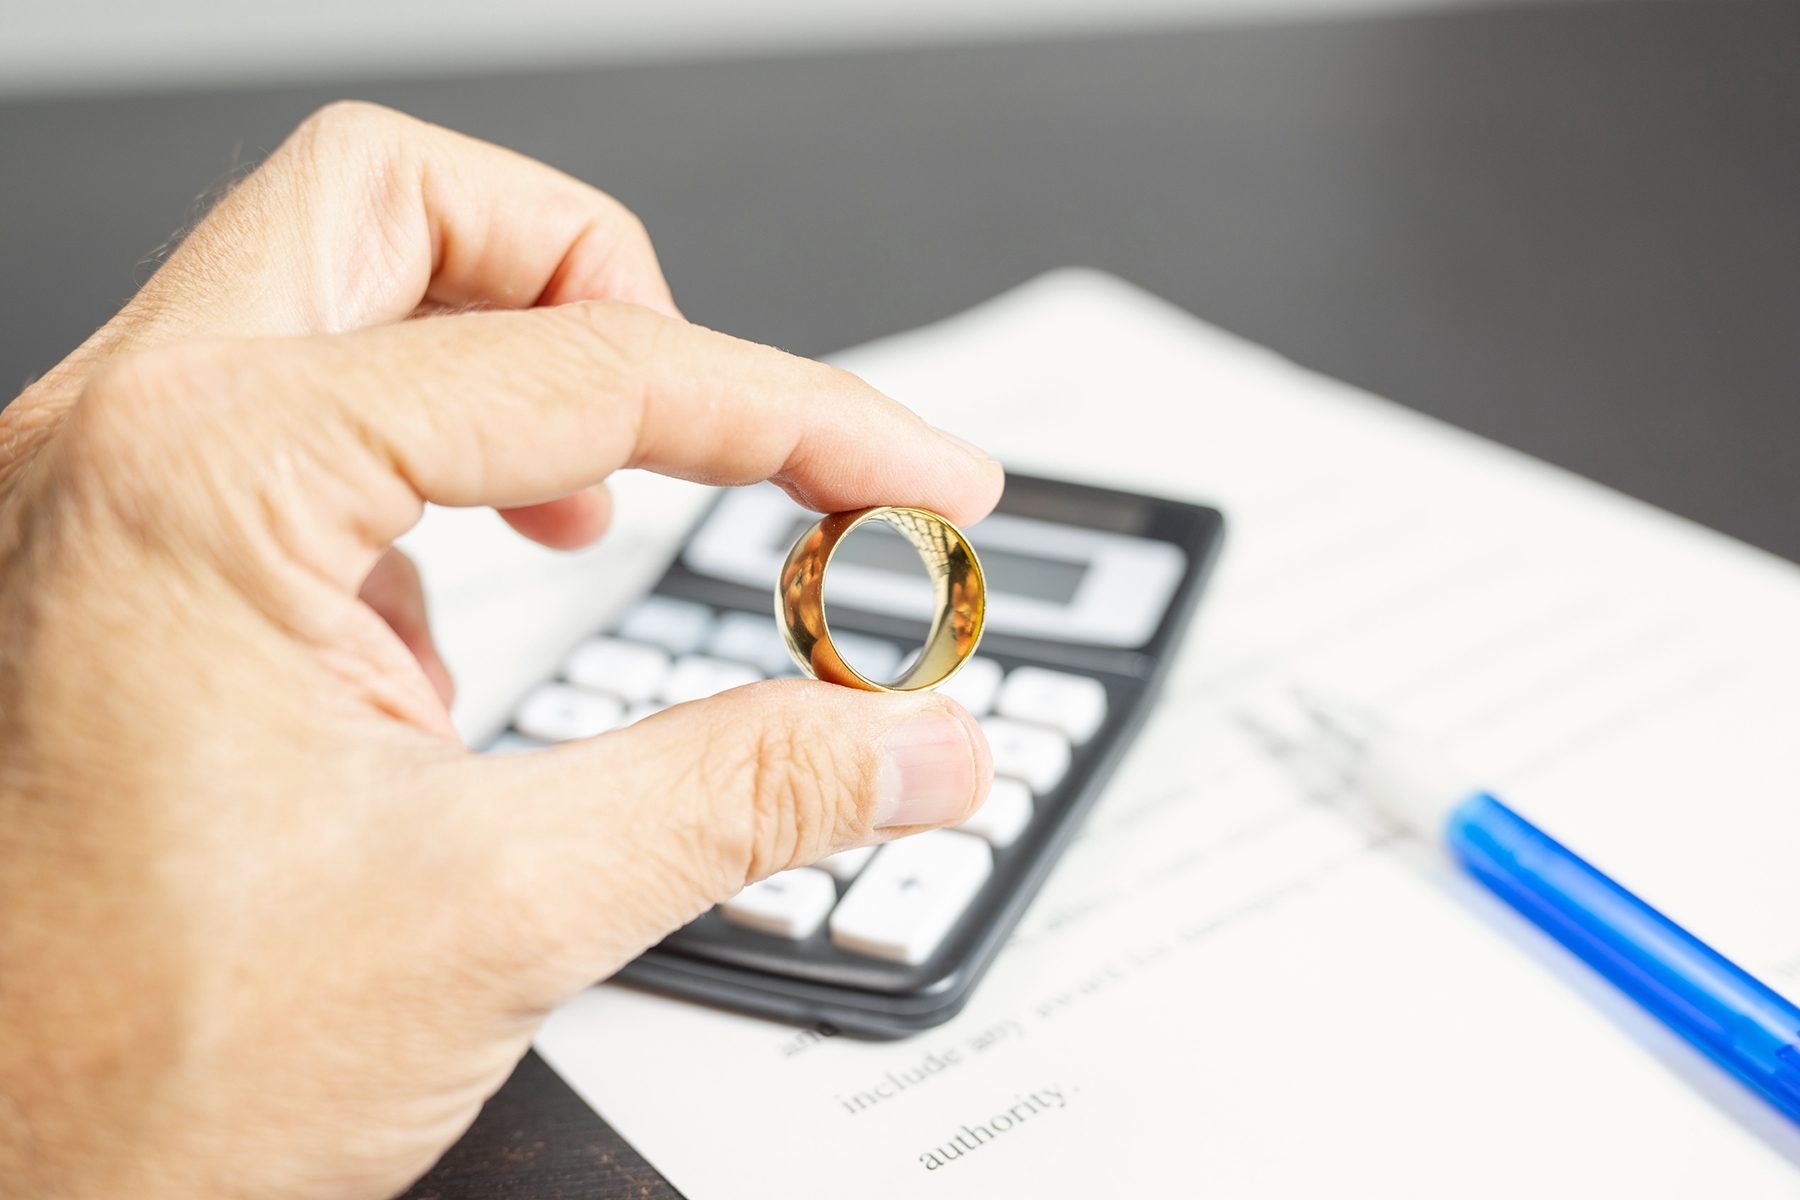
[278,103,426,324]
[54,343,270,543]
[687,717,758,886]
[286,101,413,213]
[91,339,230,397]
[293,99,410,152]
[66,343,230,466]
[797,360,876,417]
[735,706,854,880]
[556,301,665,408]
[562,296,650,350]
[823,362,878,403]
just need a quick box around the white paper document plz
[490,271,1800,1195]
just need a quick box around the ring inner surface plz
[842,508,980,690]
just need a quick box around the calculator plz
[489,473,1224,1036]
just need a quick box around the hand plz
[0,102,1000,1198]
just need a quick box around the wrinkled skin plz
[0,103,998,1198]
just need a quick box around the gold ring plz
[776,506,986,692]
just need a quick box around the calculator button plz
[979,717,1073,794]
[720,868,838,939]
[829,830,992,965]
[615,596,715,656]
[513,683,625,743]
[563,637,670,703]
[830,633,904,684]
[705,611,798,677]
[484,732,549,755]
[660,655,765,705]
[937,656,1003,716]
[816,845,876,883]
[996,666,1109,744]
[958,776,1033,848]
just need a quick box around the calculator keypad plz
[720,868,838,939]
[937,655,1004,716]
[704,611,798,677]
[492,598,1113,968]
[997,665,1109,744]
[513,683,625,743]
[957,775,1034,847]
[828,830,994,965]
[615,595,714,656]
[563,637,670,703]
[979,716,1075,795]
[816,845,877,882]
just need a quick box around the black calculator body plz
[489,473,1224,1036]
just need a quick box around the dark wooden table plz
[3,1,1796,1194]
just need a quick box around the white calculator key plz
[513,683,624,743]
[484,732,548,755]
[958,776,1033,847]
[705,611,797,677]
[661,655,764,705]
[622,701,669,726]
[720,868,838,939]
[996,666,1109,744]
[816,845,876,883]
[615,596,715,656]
[829,830,992,965]
[979,717,1073,795]
[563,636,670,703]
[831,633,904,684]
[937,656,1003,716]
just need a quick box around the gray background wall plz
[4,0,1622,97]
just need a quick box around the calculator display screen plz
[690,485,1186,648]
[784,519,1090,605]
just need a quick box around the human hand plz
[0,102,1000,1198]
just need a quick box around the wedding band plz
[776,506,986,692]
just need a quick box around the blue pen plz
[1297,695,1800,1126]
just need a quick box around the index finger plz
[120,302,1004,590]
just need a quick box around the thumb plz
[459,679,991,992]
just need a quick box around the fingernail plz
[876,705,984,828]
[932,424,1003,475]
